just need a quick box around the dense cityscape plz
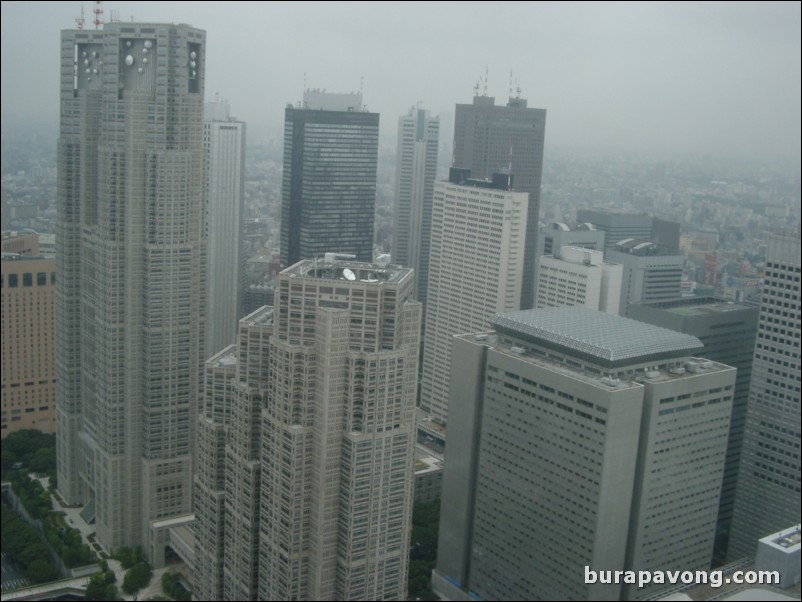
[1,2,800,601]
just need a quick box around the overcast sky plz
[2,1,800,163]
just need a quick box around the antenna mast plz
[93,0,104,29]
[75,3,85,29]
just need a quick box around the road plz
[1,548,31,592]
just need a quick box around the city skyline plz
[1,2,800,164]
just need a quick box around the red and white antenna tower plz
[93,0,104,29]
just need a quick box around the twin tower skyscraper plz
[55,19,549,601]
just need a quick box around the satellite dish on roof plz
[343,268,356,281]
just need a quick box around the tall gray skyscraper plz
[280,91,379,268]
[627,297,758,563]
[204,100,246,358]
[433,308,735,601]
[453,94,546,309]
[194,258,421,601]
[393,106,439,306]
[56,23,206,556]
[419,169,528,422]
[728,233,801,560]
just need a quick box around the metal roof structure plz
[489,307,703,365]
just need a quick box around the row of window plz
[2,272,56,287]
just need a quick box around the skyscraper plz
[204,100,246,358]
[627,296,758,563]
[728,232,801,560]
[56,23,206,556]
[393,106,439,306]
[419,169,528,422]
[433,308,735,601]
[2,235,56,437]
[453,94,546,309]
[280,91,379,268]
[194,258,421,600]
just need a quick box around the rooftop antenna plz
[93,0,103,29]
[473,77,480,98]
[75,3,85,29]
[509,69,513,101]
[483,65,489,96]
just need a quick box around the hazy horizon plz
[2,1,800,164]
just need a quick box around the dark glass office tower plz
[280,91,379,267]
[453,95,546,309]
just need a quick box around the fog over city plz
[2,1,800,163]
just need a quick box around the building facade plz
[576,209,654,252]
[392,106,439,307]
[537,221,605,257]
[729,233,801,560]
[193,344,238,600]
[627,296,758,563]
[194,259,421,600]
[536,245,622,314]
[204,100,246,358]
[419,168,528,422]
[606,239,684,315]
[433,307,735,601]
[280,91,379,268]
[2,248,56,437]
[56,23,206,556]
[453,95,546,309]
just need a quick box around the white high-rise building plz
[728,232,801,560]
[419,169,528,422]
[194,258,421,601]
[536,245,622,313]
[433,308,735,601]
[204,100,246,358]
[393,106,439,307]
[56,23,206,558]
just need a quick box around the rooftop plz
[241,305,274,327]
[206,345,237,369]
[490,307,703,364]
[283,256,411,284]
[641,297,755,317]
[763,525,802,551]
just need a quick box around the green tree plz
[28,446,56,474]
[122,561,152,595]
[85,573,110,601]
[25,559,60,584]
